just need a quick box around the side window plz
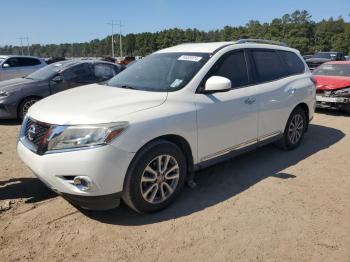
[94,64,117,81]
[251,50,288,83]
[278,51,305,75]
[19,58,41,66]
[5,58,20,68]
[210,50,249,88]
[63,64,92,82]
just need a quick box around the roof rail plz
[235,39,288,47]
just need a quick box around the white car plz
[0,55,46,81]
[17,40,316,213]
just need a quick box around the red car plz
[313,61,350,114]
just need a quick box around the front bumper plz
[316,95,350,110]
[17,141,135,210]
[0,100,17,119]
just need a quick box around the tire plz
[18,97,40,120]
[122,140,187,213]
[277,107,307,150]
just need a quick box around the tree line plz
[1,10,349,58]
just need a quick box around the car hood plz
[314,75,350,90]
[28,84,168,125]
[0,77,36,93]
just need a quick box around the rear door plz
[92,63,120,82]
[19,57,43,76]
[195,49,259,162]
[248,49,306,139]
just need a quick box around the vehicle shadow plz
[0,119,22,126]
[0,178,57,204]
[83,124,345,225]
[316,108,349,117]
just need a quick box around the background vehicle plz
[313,61,350,114]
[117,56,136,65]
[0,55,46,81]
[302,54,313,60]
[17,40,315,213]
[306,52,346,71]
[45,57,66,65]
[0,60,123,119]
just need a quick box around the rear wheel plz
[18,97,40,120]
[122,140,187,213]
[277,107,307,150]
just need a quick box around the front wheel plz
[18,97,40,120]
[122,140,187,213]
[277,107,307,150]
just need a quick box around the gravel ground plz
[0,110,349,262]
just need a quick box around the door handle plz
[244,97,256,105]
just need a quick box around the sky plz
[1,0,349,46]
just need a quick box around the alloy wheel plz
[288,113,304,144]
[140,154,180,204]
[22,99,38,117]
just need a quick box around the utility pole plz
[117,20,123,57]
[25,37,30,56]
[19,36,30,56]
[107,20,123,58]
[19,37,24,55]
[108,20,117,58]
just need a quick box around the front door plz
[195,50,259,162]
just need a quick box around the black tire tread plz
[122,139,186,213]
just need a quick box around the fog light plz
[73,176,92,191]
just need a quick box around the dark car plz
[302,54,313,60]
[45,57,66,64]
[306,52,346,71]
[0,60,123,120]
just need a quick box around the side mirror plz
[2,63,10,68]
[203,76,231,93]
[51,75,63,83]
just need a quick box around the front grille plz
[24,118,51,149]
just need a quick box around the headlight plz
[47,122,128,152]
[0,91,9,97]
[334,87,350,96]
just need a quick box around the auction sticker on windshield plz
[178,55,202,62]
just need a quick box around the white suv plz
[17,40,316,213]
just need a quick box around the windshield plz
[0,58,5,64]
[313,64,350,77]
[25,62,64,81]
[312,53,335,59]
[107,52,210,92]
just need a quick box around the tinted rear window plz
[251,50,288,83]
[278,51,305,75]
[19,58,41,66]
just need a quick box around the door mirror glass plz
[2,63,10,68]
[51,75,63,83]
[204,76,231,93]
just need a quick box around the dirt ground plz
[0,110,349,262]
